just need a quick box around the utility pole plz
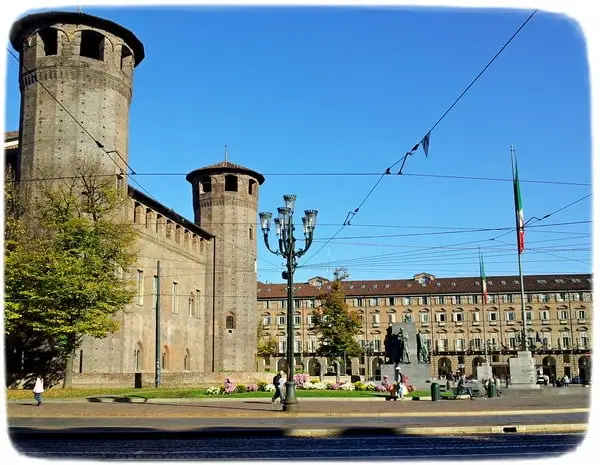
[155,260,161,388]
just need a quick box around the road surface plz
[10,431,584,460]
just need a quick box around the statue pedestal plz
[508,351,539,389]
[476,362,493,381]
[381,363,431,390]
[381,322,431,389]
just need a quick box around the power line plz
[16,171,591,187]
[394,9,538,163]
[6,48,135,175]
[303,9,539,267]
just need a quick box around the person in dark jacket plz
[271,371,285,404]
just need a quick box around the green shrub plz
[257,381,267,392]
[236,384,247,393]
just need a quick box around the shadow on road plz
[8,425,586,461]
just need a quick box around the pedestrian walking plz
[271,371,285,404]
[32,375,44,406]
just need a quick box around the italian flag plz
[479,251,488,305]
[513,160,525,253]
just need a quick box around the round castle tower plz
[187,162,265,372]
[9,11,144,183]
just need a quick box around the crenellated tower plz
[187,162,265,372]
[9,11,144,186]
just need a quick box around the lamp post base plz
[282,381,299,412]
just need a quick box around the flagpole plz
[479,249,488,363]
[511,145,528,351]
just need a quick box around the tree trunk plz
[62,350,75,388]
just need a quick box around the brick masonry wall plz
[71,371,274,388]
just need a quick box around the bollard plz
[487,382,496,398]
[431,382,440,401]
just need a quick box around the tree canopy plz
[4,160,138,386]
[311,268,362,359]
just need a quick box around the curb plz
[9,423,588,438]
[9,408,588,419]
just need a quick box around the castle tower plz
[9,11,144,184]
[187,162,265,372]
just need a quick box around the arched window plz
[120,45,133,70]
[184,349,191,372]
[225,175,238,192]
[248,179,257,195]
[226,315,235,329]
[200,176,211,193]
[80,30,105,61]
[134,342,143,372]
[161,346,170,371]
[188,292,195,317]
[38,28,58,56]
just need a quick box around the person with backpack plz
[271,371,285,404]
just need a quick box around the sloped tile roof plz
[257,273,592,299]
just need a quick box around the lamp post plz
[365,341,374,381]
[259,195,318,412]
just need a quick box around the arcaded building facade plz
[5,11,264,385]
[257,273,593,381]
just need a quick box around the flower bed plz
[205,374,403,395]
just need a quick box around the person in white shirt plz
[32,375,44,406]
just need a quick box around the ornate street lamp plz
[259,195,317,412]
[364,341,374,381]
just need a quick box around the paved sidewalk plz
[7,389,590,418]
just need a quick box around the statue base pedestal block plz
[476,362,493,381]
[508,351,539,389]
[381,363,431,390]
[380,322,432,390]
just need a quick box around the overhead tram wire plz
[302,9,539,267]
[6,48,135,176]
[7,47,159,202]
[7,48,278,271]
[16,171,591,187]
[299,193,592,271]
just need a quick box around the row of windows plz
[264,331,591,355]
[136,270,202,317]
[132,203,207,252]
[135,270,238,329]
[198,174,257,195]
[132,345,192,372]
[261,309,588,327]
[260,292,592,309]
[34,28,134,69]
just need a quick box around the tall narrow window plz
[172,282,178,313]
[39,28,58,56]
[80,30,105,60]
[248,179,257,195]
[226,315,235,329]
[120,45,133,70]
[249,227,253,240]
[153,275,158,309]
[188,293,194,317]
[200,176,211,193]
[195,290,201,318]
[78,350,83,373]
[137,270,144,305]
[225,175,238,192]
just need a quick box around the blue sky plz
[3,6,592,284]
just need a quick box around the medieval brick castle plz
[6,11,264,386]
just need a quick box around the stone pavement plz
[7,388,590,418]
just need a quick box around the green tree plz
[312,268,362,361]
[4,160,138,387]
[256,322,278,368]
